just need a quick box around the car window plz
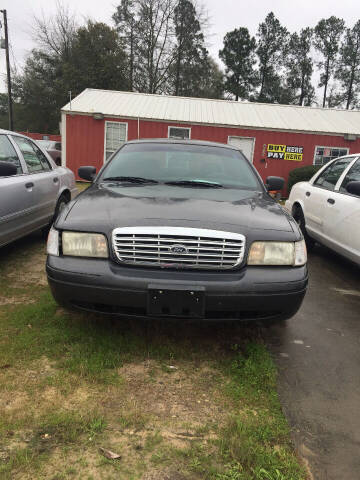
[55,142,61,151]
[100,143,261,190]
[37,140,51,150]
[0,134,23,174]
[314,157,353,191]
[12,136,52,173]
[340,159,360,194]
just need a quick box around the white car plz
[0,129,77,248]
[285,155,360,265]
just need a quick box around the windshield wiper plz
[102,176,159,184]
[165,179,224,188]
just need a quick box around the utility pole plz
[1,10,14,130]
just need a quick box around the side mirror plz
[346,181,360,196]
[266,176,285,191]
[0,161,17,177]
[78,166,96,182]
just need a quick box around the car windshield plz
[99,143,261,190]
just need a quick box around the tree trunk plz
[322,57,330,108]
[259,66,266,101]
[346,65,355,109]
[130,27,134,91]
[299,72,305,106]
[175,16,184,96]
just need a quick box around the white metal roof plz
[62,89,360,136]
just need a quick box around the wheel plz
[293,205,315,251]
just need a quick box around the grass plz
[76,181,91,192]
[0,236,306,480]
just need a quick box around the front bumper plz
[46,256,308,321]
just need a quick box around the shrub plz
[288,165,322,194]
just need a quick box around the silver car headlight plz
[248,240,307,266]
[62,231,108,258]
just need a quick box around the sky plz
[0,0,359,94]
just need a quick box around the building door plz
[228,136,255,163]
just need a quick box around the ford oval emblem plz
[169,244,188,254]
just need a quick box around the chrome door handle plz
[327,198,335,205]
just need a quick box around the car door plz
[0,134,38,247]
[321,158,360,263]
[11,135,60,228]
[304,157,354,241]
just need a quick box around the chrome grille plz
[112,227,245,270]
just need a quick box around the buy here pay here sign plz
[267,144,303,161]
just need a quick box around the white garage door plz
[228,136,255,163]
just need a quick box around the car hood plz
[58,183,297,240]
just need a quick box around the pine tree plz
[335,20,360,109]
[256,12,289,103]
[219,27,257,101]
[113,0,138,91]
[285,28,315,106]
[314,16,345,107]
[171,0,223,98]
[173,0,202,95]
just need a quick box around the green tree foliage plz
[66,21,129,93]
[173,0,204,96]
[171,0,222,98]
[219,27,257,101]
[113,0,138,91]
[288,165,321,193]
[314,16,345,107]
[256,12,289,103]
[12,17,129,133]
[335,20,360,109]
[112,0,223,98]
[195,57,224,99]
[284,28,315,106]
[11,51,61,132]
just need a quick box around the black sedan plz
[46,139,308,322]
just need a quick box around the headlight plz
[248,240,307,266]
[47,227,59,256]
[62,231,108,258]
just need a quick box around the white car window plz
[340,159,360,195]
[314,157,353,191]
[0,134,23,174]
[13,136,52,173]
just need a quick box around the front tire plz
[293,205,315,251]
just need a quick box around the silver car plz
[0,129,77,247]
[36,140,62,166]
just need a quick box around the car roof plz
[0,128,29,138]
[124,138,241,151]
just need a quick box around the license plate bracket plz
[147,284,205,318]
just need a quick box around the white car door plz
[304,157,354,242]
[11,136,60,228]
[321,158,360,264]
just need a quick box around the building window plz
[168,126,191,140]
[314,146,349,166]
[105,122,127,161]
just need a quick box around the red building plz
[61,89,360,193]
[18,132,61,142]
